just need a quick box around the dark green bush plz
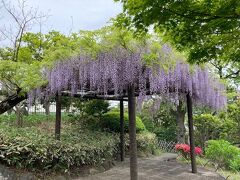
[71,99,110,118]
[0,125,118,172]
[100,112,146,133]
[153,126,177,142]
[84,100,109,117]
[205,140,240,170]
[194,114,221,148]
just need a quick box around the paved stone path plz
[0,153,224,180]
[0,164,35,180]
[79,153,224,180]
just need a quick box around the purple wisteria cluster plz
[29,46,227,110]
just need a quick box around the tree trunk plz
[65,106,70,113]
[128,85,138,180]
[176,101,186,143]
[44,101,50,116]
[22,103,29,116]
[7,108,13,115]
[15,104,23,127]
[0,93,27,115]
[43,101,50,116]
[34,101,37,114]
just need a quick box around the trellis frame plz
[55,86,197,180]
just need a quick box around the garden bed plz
[0,114,159,177]
[0,123,118,173]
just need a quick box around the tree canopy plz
[115,0,240,82]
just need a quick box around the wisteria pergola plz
[30,46,226,180]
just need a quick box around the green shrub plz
[125,132,159,156]
[194,114,221,148]
[71,99,110,118]
[218,118,238,144]
[153,126,177,142]
[0,114,71,126]
[140,116,155,132]
[230,156,240,171]
[0,125,118,172]
[100,112,146,133]
[205,140,240,170]
[84,100,110,117]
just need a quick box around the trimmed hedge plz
[100,112,146,133]
[0,125,118,172]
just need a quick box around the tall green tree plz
[0,0,48,118]
[115,0,240,81]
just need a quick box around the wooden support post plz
[55,92,61,140]
[186,93,197,173]
[120,99,125,161]
[128,85,138,180]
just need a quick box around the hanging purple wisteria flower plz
[29,44,227,110]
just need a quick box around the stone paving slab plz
[79,153,224,180]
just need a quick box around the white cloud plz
[1,0,122,34]
[27,0,122,33]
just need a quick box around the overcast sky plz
[1,0,123,34]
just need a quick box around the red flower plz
[195,147,202,155]
[175,143,202,158]
[182,144,190,153]
[175,144,182,150]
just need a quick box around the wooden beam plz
[61,91,128,101]
[55,93,61,140]
[120,99,125,161]
[61,87,188,100]
[186,93,197,173]
[128,85,138,180]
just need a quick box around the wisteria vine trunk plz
[176,101,186,143]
